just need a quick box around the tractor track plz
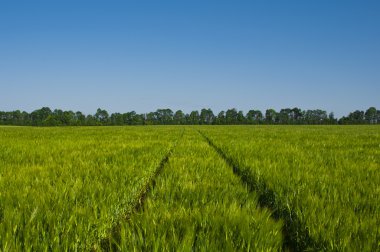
[94,129,185,251]
[197,129,326,252]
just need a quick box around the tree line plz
[0,107,379,126]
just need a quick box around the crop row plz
[107,129,283,251]
[0,126,182,251]
[1,125,378,251]
[200,125,380,251]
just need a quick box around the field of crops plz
[0,126,182,250]
[0,125,379,251]
[110,130,283,251]
[200,126,380,251]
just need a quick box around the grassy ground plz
[200,125,380,251]
[0,126,182,250]
[0,125,378,251]
[113,129,283,251]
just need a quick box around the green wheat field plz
[0,126,379,251]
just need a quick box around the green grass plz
[0,125,379,251]
[114,129,283,251]
[200,125,380,251]
[0,126,182,251]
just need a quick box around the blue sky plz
[0,1,379,117]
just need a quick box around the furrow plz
[95,129,185,251]
[198,130,326,251]
[109,129,283,251]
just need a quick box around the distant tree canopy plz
[0,107,379,126]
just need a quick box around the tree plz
[154,109,173,124]
[276,107,303,124]
[10,110,22,125]
[237,110,245,124]
[265,109,277,124]
[44,115,58,126]
[304,109,328,124]
[1,106,378,126]
[216,111,225,125]
[95,108,109,125]
[292,107,303,123]
[85,115,97,126]
[121,111,137,125]
[200,108,215,125]
[51,109,63,126]
[347,110,365,124]
[338,116,349,125]
[174,110,186,125]
[246,110,263,124]
[278,108,292,124]
[189,110,200,125]
[134,113,145,125]
[110,113,123,125]
[75,111,86,125]
[145,112,156,125]
[225,108,238,124]
[328,112,337,124]
[31,107,52,126]
[62,111,75,125]
[365,107,377,124]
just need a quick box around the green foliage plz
[1,106,378,126]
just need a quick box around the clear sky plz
[1,1,379,117]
